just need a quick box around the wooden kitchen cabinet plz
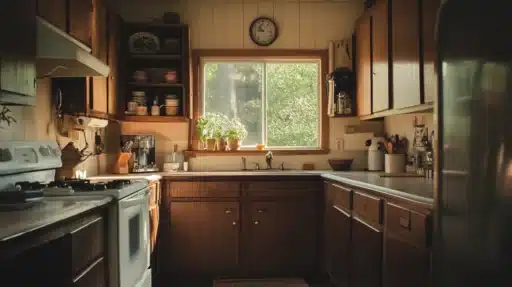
[37,0,66,31]
[324,183,352,287]
[372,0,391,113]
[68,0,93,47]
[356,12,372,116]
[246,200,316,276]
[169,201,240,276]
[90,0,108,117]
[0,0,37,105]
[107,12,121,117]
[422,0,441,103]
[392,0,421,109]
[383,202,431,287]
[351,216,383,287]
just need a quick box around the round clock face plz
[249,17,278,46]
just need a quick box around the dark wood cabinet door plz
[384,236,430,287]
[371,0,390,113]
[351,216,383,287]
[246,200,316,276]
[107,12,120,117]
[325,204,351,287]
[356,13,372,116]
[37,0,66,31]
[169,201,239,276]
[89,0,108,117]
[392,0,421,109]
[68,0,93,47]
[421,0,441,103]
[0,0,37,102]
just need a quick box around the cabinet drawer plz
[386,203,429,247]
[246,181,318,198]
[353,191,382,224]
[73,257,106,287]
[327,182,352,210]
[168,181,240,198]
[71,216,104,276]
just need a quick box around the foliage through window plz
[202,60,320,148]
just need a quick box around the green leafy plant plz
[195,116,211,141]
[226,118,247,141]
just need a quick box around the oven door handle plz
[120,191,149,208]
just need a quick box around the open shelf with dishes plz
[120,22,190,122]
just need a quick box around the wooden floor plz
[160,278,332,287]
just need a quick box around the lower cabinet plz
[169,201,240,276]
[0,211,108,287]
[351,216,383,287]
[384,236,430,287]
[325,204,351,286]
[246,200,316,276]
[163,179,320,278]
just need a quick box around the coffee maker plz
[121,135,159,173]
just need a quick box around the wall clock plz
[249,17,279,46]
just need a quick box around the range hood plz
[36,17,110,78]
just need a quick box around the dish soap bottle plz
[151,97,160,116]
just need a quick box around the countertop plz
[0,197,112,241]
[91,170,434,204]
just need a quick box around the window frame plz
[190,49,329,155]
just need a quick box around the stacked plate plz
[132,91,146,106]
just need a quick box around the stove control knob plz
[0,148,12,162]
[39,146,50,157]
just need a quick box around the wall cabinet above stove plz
[0,0,37,106]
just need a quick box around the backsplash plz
[384,112,434,153]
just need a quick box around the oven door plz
[118,187,150,287]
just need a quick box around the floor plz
[163,278,332,287]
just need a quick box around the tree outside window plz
[203,59,320,148]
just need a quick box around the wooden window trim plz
[189,49,329,156]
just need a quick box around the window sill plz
[184,149,330,158]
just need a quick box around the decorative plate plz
[129,32,160,54]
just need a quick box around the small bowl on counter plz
[328,158,353,171]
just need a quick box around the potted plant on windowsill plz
[195,117,208,150]
[210,113,230,151]
[226,118,247,151]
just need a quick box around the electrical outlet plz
[336,140,342,151]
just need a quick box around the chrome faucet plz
[241,157,247,170]
[265,151,273,169]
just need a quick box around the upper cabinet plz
[107,13,121,117]
[422,0,442,103]
[90,0,108,117]
[355,0,440,119]
[392,0,421,109]
[68,0,93,47]
[37,0,66,31]
[0,0,37,105]
[356,13,372,116]
[372,0,391,113]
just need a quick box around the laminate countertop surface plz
[0,197,112,242]
[92,170,433,205]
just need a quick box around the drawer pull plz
[256,208,266,213]
[232,221,237,226]
[224,209,233,214]
[399,216,410,229]
[254,220,260,225]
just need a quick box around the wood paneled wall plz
[116,0,364,49]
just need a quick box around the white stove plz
[0,141,152,287]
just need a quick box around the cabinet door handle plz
[232,221,237,226]
[399,217,410,229]
[254,220,260,225]
[256,208,266,213]
[224,208,233,214]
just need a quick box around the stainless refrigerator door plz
[436,0,512,286]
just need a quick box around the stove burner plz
[106,180,132,189]
[14,181,47,191]
[48,179,107,191]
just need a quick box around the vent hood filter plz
[36,17,110,78]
